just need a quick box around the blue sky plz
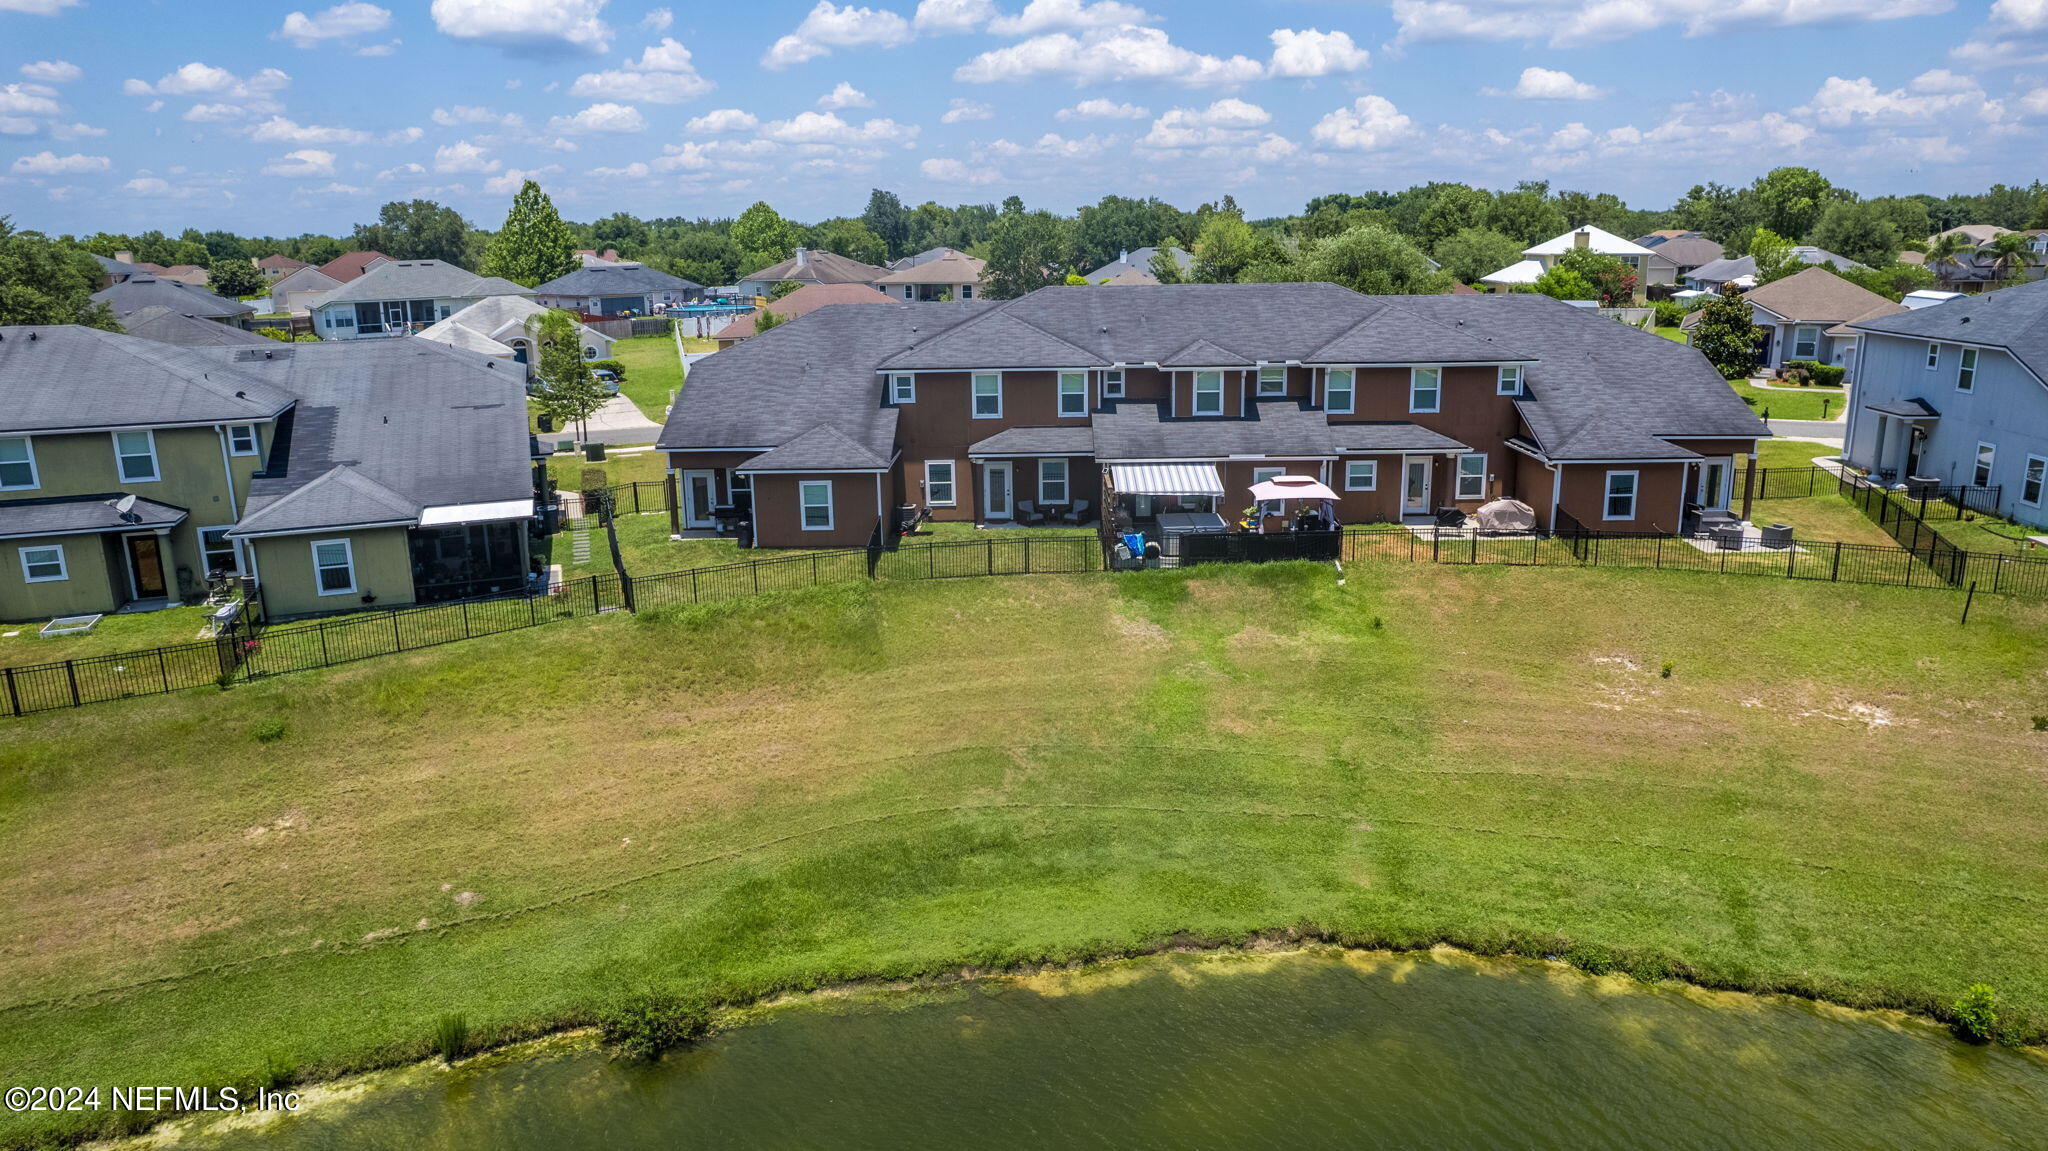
[3,0,2045,235]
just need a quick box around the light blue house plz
[1845,280,2048,529]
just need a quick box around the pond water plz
[180,950,2047,1150]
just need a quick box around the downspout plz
[212,425,241,518]
[1548,461,1563,533]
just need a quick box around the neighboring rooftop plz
[1524,226,1660,259]
[318,250,393,283]
[415,295,609,358]
[1083,246,1194,285]
[533,263,702,297]
[1633,233,1724,269]
[712,282,894,341]
[90,275,254,321]
[0,324,294,433]
[120,305,278,348]
[1733,266,1907,326]
[1849,275,2048,381]
[1930,225,2012,246]
[315,259,533,308]
[256,254,309,274]
[739,246,889,288]
[872,249,987,287]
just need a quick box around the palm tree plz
[1924,230,1972,285]
[1986,230,2040,288]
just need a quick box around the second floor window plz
[891,374,916,404]
[114,430,160,483]
[1257,366,1287,396]
[1410,367,1441,413]
[0,436,37,490]
[1926,342,1940,369]
[972,373,1002,418]
[1958,347,1978,392]
[1325,368,1355,414]
[1102,369,1124,398]
[1193,371,1223,415]
[228,425,259,456]
[1497,365,1523,396]
[1058,372,1087,417]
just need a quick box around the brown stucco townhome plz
[657,283,1770,549]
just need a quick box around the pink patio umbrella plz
[1244,474,1340,530]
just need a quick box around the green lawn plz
[1730,381,1846,422]
[0,604,227,670]
[612,334,685,422]
[543,448,669,491]
[3,563,2047,1146]
[1654,326,1687,343]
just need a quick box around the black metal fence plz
[587,480,672,521]
[1752,465,1834,499]
[1,614,256,718]
[1180,530,1343,565]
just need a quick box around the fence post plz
[619,570,636,613]
[1025,538,1032,572]
[1831,541,1842,581]
[4,666,19,717]
[159,648,170,693]
[1431,529,1440,563]
[1470,532,1478,565]
[1994,555,2004,594]
[65,660,80,707]
[590,577,601,615]
[392,609,403,653]
[320,622,330,667]
[461,599,471,639]
[1654,535,1663,569]
[987,537,995,575]
[691,567,700,603]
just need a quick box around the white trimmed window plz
[1102,368,1124,398]
[311,539,356,595]
[113,429,160,483]
[891,374,915,404]
[960,285,974,300]
[800,480,834,530]
[1456,453,1487,501]
[1497,365,1523,396]
[971,373,1002,418]
[1058,371,1087,417]
[1193,370,1223,415]
[1926,342,1940,370]
[0,436,37,490]
[19,544,66,583]
[1257,366,1287,396]
[1958,347,1977,392]
[1974,442,1996,488]
[1603,471,1638,521]
[227,424,259,456]
[1039,458,1069,504]
[1410,367,1441,413]
[1325,368,1355,414]
[1792,326,1819,359]
[925,460,956,506]
[200,527,239,577]
[1345,460,1377,491]
[2022,455,2045,506]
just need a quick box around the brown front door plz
[126,535,166,598]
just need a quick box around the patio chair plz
[1061,499,1092,525]
[1711,523,1745,551]
[1016,500,1046,525]
[1760,523,1794,550]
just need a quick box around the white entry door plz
[984,462,1013,520]
[1696,458,1732,509]
[681,470,717,528]
[1402,457,1432,515]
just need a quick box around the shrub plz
[586,358,625,379]
[2033,715,2047,732]
[1660,662,1674,679]
[1565,941,1615,975]
[258,1056,296,1091]
[253,718,287,743]
[597,990,712,1060]
[1652,299,1689,328]
[432,1013,469,1063]
[1951,984,1998,1044]
[1809,363,1846,387]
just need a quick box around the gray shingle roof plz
[658,302,990,458]
[534,263,702,296]
[120,306,277,348]
[1848,276,2048,381]
[0,493,187,540]
[1306,298,1534,364]
[315,260,532,307]
[1093,400,1336,460]
[878,309,1108,370]
[1326,422,1469,453]
[0,325,295,432]
[1686,256,1757,283]
[968,426,1096,456]
[1635,235,1724,269]
[740,248,888,286]
[93,254,150,279]
[738,425,891,472]
[1083,246,1192,283]
[225,339,533,536]
[91,276,253,321]
[1160,337,1254,367]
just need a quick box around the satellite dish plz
[114,493,138,523]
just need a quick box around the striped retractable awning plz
[1109,463,1226,497]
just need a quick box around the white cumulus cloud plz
[955,25,1264,86]
[817,81,873,109]
[641,6,673,30]
[434,139,500,172]
[19,60,80,83]
[1310,94,1414,150]
[941,97,994,122]
[920,156,996,182]
[1267,28,1369,77]
[10,149,108,174]
[1056,98,1150,120]
[686,107,760,132]
[249,115,376,145]
[761,109,918,144]
[987,0,1155,35]
[914,0,995,33]
[762,2,915,68]
[278,3,392,46]
[547,102,647,132]
[262,148,337,177]
[1509,65,1606,99]
[570,37,714,103]
[430,0,612,51]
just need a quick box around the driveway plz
[541,395,664,448]
[1768,418,1845,448]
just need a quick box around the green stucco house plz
[0,326,539,623]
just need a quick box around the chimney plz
[116,250,135,264]
[1573,229,1590,250]
[794,246,808,268]
[1119,249,1129,263]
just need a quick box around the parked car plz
[591,368,620,395]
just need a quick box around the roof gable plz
[1739,267,1902,324]
[877,308,1106,370]
[1159,337,1253,367]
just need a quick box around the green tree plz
[206,255,265,299]
[861,189,909,259]
[1432,227,1523,285]
[1923,229,1973,281]
[0,218,119,329]
[1417,184,1493,245]
[767,279,804,300]
[1552,248,1637,306]
[1554,190,1635,233]
[1750,167,1837,242]
[1528,266,1596,301]
[588,211,651,255]
[983,197,1071,299]
[1147,241,1185,284]
[294,234,345,265]
[1689,282,1761,380]
[1072,194,1186,272]
[354,200,473,265]
[732,202,800,274]
[1191,213,1263,283]
[809,217,887,266]
[1837,261,1935,301]
[1807,201,1901,268]
[1985,230,2039,287]
[754,305,783,333]
[1739,226,1799,282]
[481,180,578,288]
[1670,182,1756,244]
[532,309,605,441]
[1485,190,1566,246]
[1296,224,1449,295]
[661,230,741,288]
